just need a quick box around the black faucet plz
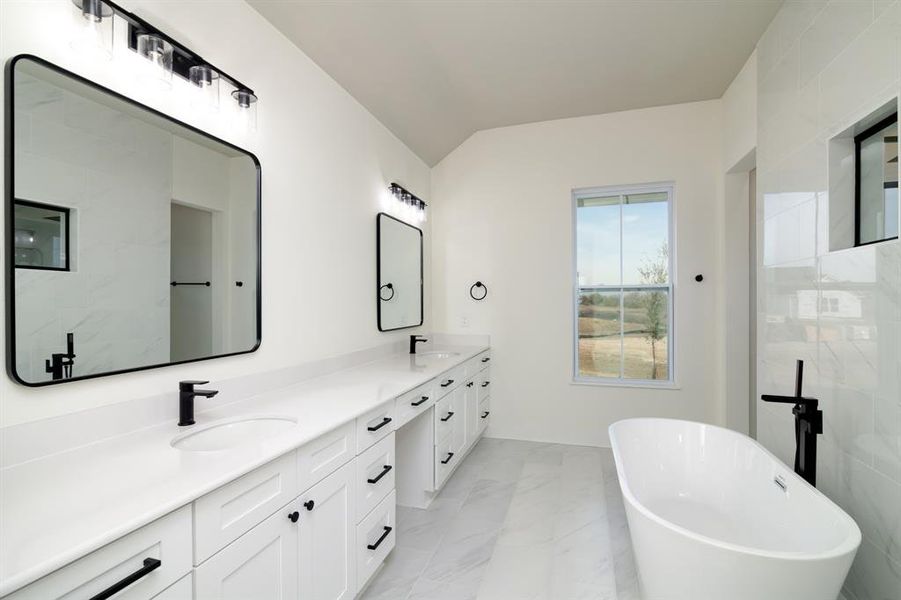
[409,335,428,354]
[178,380,219,426]
[45,332,76,380]
[761,360,823,486]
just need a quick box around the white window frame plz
[571,182,676,388]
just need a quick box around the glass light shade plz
[69,0,114,59]
[231,89,258,132]
[189,65,220,110]
[136,33,173,89]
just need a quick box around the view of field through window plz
[576,188,671,381]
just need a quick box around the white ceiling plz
[248,0,781,166]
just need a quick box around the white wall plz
[0,0,430,425]
[717,49,759,434]
[721,50,758,172]
[431,101,724,447]
[754,1,900,598]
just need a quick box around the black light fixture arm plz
[81,0,255,96]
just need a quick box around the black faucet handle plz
[179,380,210,391]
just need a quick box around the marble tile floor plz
[359,438,640,600]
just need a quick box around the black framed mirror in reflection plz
[376,212,423,331]
[6,55,261,386]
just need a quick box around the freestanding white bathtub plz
[609,418,860,600]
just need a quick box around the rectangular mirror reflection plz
[8,56,261,386]
[377,213,423,331]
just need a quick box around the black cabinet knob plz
[304,500,315,511]
[288,511,300,523]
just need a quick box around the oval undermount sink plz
[171,415,298,452]
[416,351,461,359]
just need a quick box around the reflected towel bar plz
[171,281,211,286]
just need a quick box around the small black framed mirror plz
[376,212,423,331]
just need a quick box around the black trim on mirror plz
[376,211,424,332]
[5,54,262,387]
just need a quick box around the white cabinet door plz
[299,461,356,600]
[452,386,467,454]
[463,379,479,451]
[195,503,299,600]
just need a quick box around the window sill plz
[571,377,681,391]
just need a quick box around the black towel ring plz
[379,283,395,301]
[470,281,488,301]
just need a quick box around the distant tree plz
[638,243,668,379]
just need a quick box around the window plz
[573,183,673,384]
[13,199,70,271]
[855,112,898,246]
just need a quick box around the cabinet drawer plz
[435,365,464,397]
[297,421,355,493]
[478,397,491,436]
[356,490,396,591]
[478,368,491,402]
[194,452,298,564]
[356,401,395,454]
[152,574,192,600]
[434,390,461,443]
[476,350,492,369]
[434,436,458,489]
[7,506,192,600]
[356,432,396,521]
[394,382,436,428]
[194,500,299,600]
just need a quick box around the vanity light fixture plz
[388,183,427,223]
[189,64,219,110]
[136,33,173,89]
[231,89,258,132]
[68,0,258,122]
[69,0,115,59]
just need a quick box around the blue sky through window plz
[577,197,668,286]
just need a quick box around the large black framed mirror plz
[377,212,423,331]
[5,55,261,386]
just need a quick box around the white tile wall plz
[13,69,172,382]
[755,2,901,598]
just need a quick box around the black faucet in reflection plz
[762,360,823,486]
[45,332,76,380]
[178,380,219,426]
[409,335,428,355]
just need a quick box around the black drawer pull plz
[440,379,455,387]
[481,381,490,388]
[481,411,490,419]
[440,452,455,464]
[304,500,315,511]
[367,525,393,550]
[367,464,393,484]
[367,417,392,432]
[440,411,455,422]
[412,396,429,406]
[481,357,490,363]
[288,511,300,523]
[466,382,474,388]
[88,558,162,600]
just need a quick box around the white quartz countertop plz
[0,345,488,596]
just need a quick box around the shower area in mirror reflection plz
[11,60,258,384]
